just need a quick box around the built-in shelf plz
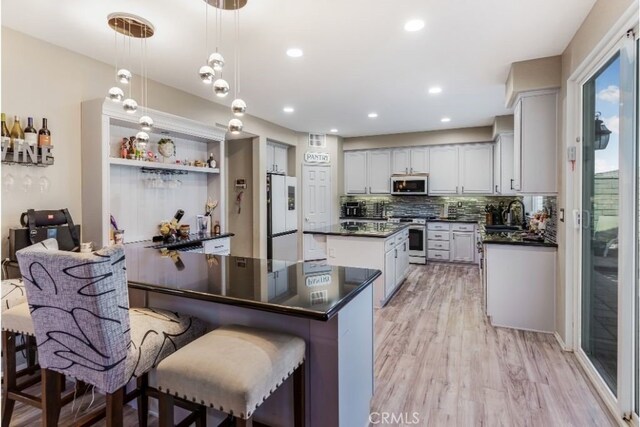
[109,157,220,174]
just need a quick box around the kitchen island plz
[124,245,380,427]
[481,227,557,332]
[304,221,409,307]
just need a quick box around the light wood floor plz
[8,263,616,426]
[371,263,617,426]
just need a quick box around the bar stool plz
[15,238,208,426]
[1,279,36,372]
[156,324,306,427]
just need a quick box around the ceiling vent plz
[308,133,326,148]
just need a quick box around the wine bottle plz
[24,117,37,147]
[1,113,10,150]
[38,118,51,147]
[170,209,185,227]
[9,116,24,150]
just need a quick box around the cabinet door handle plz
[495,185,498,193]
[410,167,413,173]
[369,186,372,193]
[510,179,514,190]
[395,249,398,259]
[405,167,408,174]
[461,186,464,193]
[456,186,459,194]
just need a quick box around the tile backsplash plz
[341,194,558,243]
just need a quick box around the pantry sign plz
[304,151,330,164]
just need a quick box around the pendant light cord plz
[205,0,209,61]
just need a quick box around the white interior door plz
[303,165,332,260]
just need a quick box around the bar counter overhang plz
[124,243,380,426]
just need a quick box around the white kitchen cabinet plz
[392,147,428,175]
[367,150,391,193]
[392,149,411,174]
[494,133,516,195]
[459,144,493,194]
[267,142,288,174]
[485,244,556,332]
[267,261,289,300]
[451,231,475,262]
[513,91,558,193]
[384,248,397,299]
[344,151,368,194]
[429,146,459,194]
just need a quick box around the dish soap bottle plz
[213,221,221,235]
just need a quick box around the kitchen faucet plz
[506,200,528,229]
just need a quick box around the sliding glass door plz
[581,53,621,394]
[580,30,637,420]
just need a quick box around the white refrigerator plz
[267,174,298,261]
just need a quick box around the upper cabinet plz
[267,142,288,175]
[392,147,429,175]
[428,146,459,194]
[367,150,391,193]
[513,91,558,193]
[344,151,368,194]
[494,133,516,195]
[345,143,495,196]
[344,150,390,194]
[459,144,493,194]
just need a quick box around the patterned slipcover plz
[16,239,206,394]
[2,279,27,312]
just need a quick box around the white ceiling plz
[1,0,596,137]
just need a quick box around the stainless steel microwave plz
[391,174,429,195]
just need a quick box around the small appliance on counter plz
[343,201,365,218]
[9,208,81,262]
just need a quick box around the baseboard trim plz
[553,331,571,352]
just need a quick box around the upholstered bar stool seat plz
[2,302,34,335]
[2,279,27,312]
[157,324,306,425]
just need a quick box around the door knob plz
[305,217,309,222]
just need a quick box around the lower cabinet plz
[384,231,409,299]
[451,231,475,262]
[427,222,476,263]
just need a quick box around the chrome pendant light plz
[106,13,154,122]
[230,0,246,122]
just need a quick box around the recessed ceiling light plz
[404,19,425,32]
[441,117,451,123]
[368,113,378,118]
[286,48,303,58]
[283,106,295,113]
[428,86,442,94]
[330,128,338,133]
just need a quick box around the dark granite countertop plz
[304,222,409,238]
[125,247,380,321]
[480,227,558,248]
[143,233,234,250]
[339,216,387,221]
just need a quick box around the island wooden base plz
[129,285,374,427]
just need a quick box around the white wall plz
[1,27,298,258]
[343,126,493,151]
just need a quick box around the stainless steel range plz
[388,216,432,264]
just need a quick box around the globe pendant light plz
[139,115,154,131]
[108,87,125,102]
[123,98,138,113]
[136,131,150,144]
[105,13,154,121]
[117,68,132,84]
[213,79,230,97]
[208,52,225,72]
[228,118,243,134]
[231,99,246,116]
[199,65,216,84]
